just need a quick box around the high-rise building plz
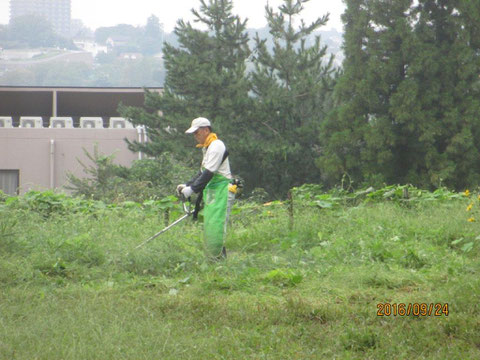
[10,0,71,38]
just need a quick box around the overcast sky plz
[0,0,345,32]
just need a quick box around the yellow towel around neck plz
[196,132,218,148]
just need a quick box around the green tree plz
[94,24,141,45]
[319,0,480,190]
[319,0,413,187]
[2,15,76,49]
[140,15,164,55]
[247,0,335,196]
[0,24,8,42]
[8,15,55,47]
[91,58,164,87]
[0,68,36,86]
[66,145,192,202]
[393,0,480,189]
[35,61,92,86]
[121,0,251,164]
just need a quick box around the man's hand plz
[181,186,194,198]
[176,184,186,197]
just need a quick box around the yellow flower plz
[468,217,475,222]
[467,203,473,212]
[464,189,471,197]
[477,194,480,201]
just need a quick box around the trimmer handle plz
[182,197,192,215]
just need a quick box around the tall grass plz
[0,190,479,359]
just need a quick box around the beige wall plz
[0,128,140,194]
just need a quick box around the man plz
[177,117,235,259]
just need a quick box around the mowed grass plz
[1,197,479,359]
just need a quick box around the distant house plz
[106,36,130,49]
[119,53,143,60]
[73,41,107,58]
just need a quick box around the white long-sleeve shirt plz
[201,139,232,179]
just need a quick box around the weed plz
[0,187,479,359]
[0,215,17,253]
[261,268,303,287]
[342,327,378,351]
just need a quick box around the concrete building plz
[10,0,71,37]
[0,127,144,195]
[0,86,161,195]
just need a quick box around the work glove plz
[181,186,194,198]
[176,184,186,197]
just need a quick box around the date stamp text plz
[377,303,449,317]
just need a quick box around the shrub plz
[66,145,192,203]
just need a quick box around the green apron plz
[203,173,230,257]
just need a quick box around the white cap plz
[185,117,211,134]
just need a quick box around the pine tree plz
[319,0,480,190]
[319,0,413,187]
[121,0,251,163]
[390,0,480,189]
[317,0,372,185]
[247,0,335,196]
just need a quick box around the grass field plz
[1,189,479,359]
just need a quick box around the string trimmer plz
[127,197,192,254]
